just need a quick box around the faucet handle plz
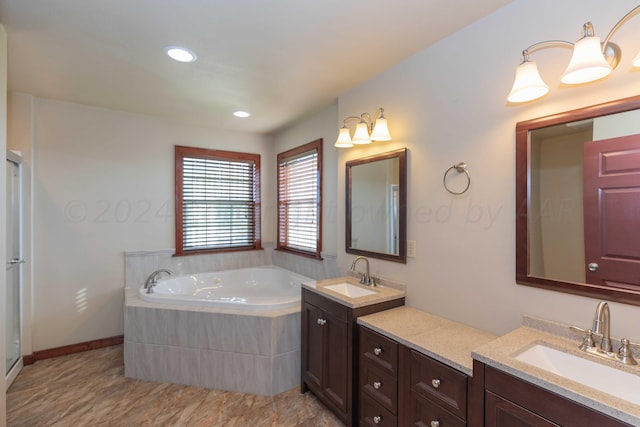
[617,339,638,365]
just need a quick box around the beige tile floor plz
[7,345,344,427]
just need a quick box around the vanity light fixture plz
[335,107,391,148]
[166,46,197,63]
[508,5,640,103]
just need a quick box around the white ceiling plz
[0,0,512,134]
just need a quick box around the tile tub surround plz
[472,317,640,425]
[124,289,301,396]
[357,306,497,376]
[124,246,339,288]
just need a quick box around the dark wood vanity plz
[359,325,478,426]
[477,361,633,427]
[300,286,405,426]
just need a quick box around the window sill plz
[275,247,323,261]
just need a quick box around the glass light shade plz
[370,117,391,141]
[352,122,372,144]
[334,126,353,148]
[507,61,549,103]
[561,36,612,84]
[633,50,640,68]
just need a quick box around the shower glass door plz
[6,156,21,374]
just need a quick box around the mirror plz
[346,148,407,263]
[516,95,640,305]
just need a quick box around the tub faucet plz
[144,269,172,294]
[350,256,374,286]
[592,301,612,353]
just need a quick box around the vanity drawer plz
[360,393,397,427]
[361,361,398,413]
[410,350,467,420]
[360,326,399,375]
[408,391,466,427]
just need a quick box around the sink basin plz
[324,283,376,298]
[515,343,640,405]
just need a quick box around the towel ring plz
[443,162,471,195]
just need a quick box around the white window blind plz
[175,146,260,255]
[277,140,322,258]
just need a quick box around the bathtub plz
[138,266,310,310]
[125,265,311,395]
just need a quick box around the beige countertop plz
[357,306,497,376]
[301,276,405,308]
[472,317,640,426]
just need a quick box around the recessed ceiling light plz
[233,111,251,118]
[166,46,197,63]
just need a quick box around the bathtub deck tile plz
[196,312,232,351]
[272,349,301,395]
[233,314,273,356]
[130,342,169,383]
[232,352,273,396]
[199,349,236,391]
[165,308,198,348]
[165,345,201,386]
[272,311,301,355]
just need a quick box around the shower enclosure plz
[6,151,23,386]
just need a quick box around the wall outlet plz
[407,240,417,258]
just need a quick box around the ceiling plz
[0,0,512,134]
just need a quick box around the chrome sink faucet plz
[350,256,375,286]
[572,300,637,365]
[144,269,172,294]
[593,301,612,353]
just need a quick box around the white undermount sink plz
[515,343,640,405]
[324,283,377,298]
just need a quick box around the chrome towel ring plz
[443,162,471,195]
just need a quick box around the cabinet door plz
[486,391,560,427]
[303,302,324,392]
[324,310,349,412]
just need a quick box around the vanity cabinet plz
[407,349,468,426]
[359,325,476,426]
[301,288,404,426]
[359,326,399,426]
[479,362,633,427]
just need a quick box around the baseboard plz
[22,335,124,365]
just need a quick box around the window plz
[175,146,261,255]
[277,139,322,258]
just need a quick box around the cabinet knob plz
[373,381,382,390]
[430,421,440,427]
[373,347,383,356]
[431,378,441,389]
[373,415,382,424]
[316,318,326,326]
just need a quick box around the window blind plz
[277,140,322,258]
[175,146,260,255]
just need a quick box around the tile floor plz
[7,345,344,426]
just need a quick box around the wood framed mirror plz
[346,148,407,263]
[516,95,640,305]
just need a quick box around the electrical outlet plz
[407,240,417,258]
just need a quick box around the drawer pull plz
[316,318,327,326]
[373,415,382,424]
[430,421,440,427]
[373,380,382,390]
[431,378,441,389]
[373,347,383,356]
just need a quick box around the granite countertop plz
[472,318,640,426]
[357,306,497,376]
[301,276,405,308]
